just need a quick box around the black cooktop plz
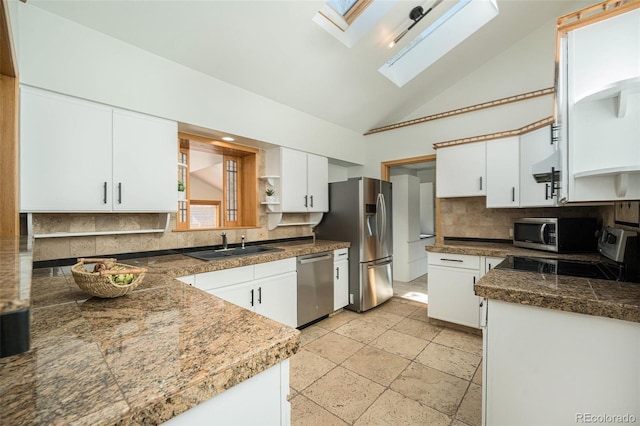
[495,256,623,281]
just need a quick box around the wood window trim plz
[342,0,372,25]
[176,132,258,231]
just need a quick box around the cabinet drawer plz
[195,266,253,291]
[334,248,349,259]
[254,257,296,280]
[427,253,480,270]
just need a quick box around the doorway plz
[381,154,436,303]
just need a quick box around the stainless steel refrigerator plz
[315,177,393,312]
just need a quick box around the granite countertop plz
[0,237,34,314]
[426,240,640,323]
[0,239,348,425]
[425,240,602,261]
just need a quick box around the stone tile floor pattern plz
[290,274,482,426]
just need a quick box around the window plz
[320,0,372,30]
[176,133,258,230]
[313,0,394,48]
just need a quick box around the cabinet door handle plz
[545,183,550,200]
[310,195,314,207]
[336,267,339,280]
[118,182,122,204]
[304,195,308,208]
[473,276,476,284]
[512,187,515,202]
[440,258,463,262]
[258,287,262,304]
[250,289,254,307]
[550,167,556,197]
[479,176,483,190]
[103,182,108,204]
[488,263,492,270]
[550,124,559,145]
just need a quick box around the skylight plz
[313,0,397,48]
[327,0,359,16]
[379,0,499,87]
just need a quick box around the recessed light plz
[222,136,235,142]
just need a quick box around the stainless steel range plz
[497,226,639,283]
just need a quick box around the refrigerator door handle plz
[367,258,392,269]
[376,193,385,245]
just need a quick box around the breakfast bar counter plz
[0,239,348,425]
[426,240,640,324]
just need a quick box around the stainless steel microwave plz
[513,218,598,253]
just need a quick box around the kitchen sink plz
[184,246,284,261]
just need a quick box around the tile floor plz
[290,275,483,426]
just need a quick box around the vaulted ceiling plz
[28,0,595,134]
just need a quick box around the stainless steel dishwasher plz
[297,252,334,328]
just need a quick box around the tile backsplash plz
[439,197,614,241]
[31,212,312,261]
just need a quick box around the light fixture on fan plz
[388,0,444,48]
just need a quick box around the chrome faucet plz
[221,232,228,250]
[241,235,246,249]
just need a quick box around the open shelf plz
[259,175,280,186]
[574,165,640,198]
[575,77,640,118]
[28,213,171,239]
[574,165,640,179]
[266,211,324,230]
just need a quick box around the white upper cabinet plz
[564,9,640,201]
[436,142,486,198]
[486,137,519,208]
[20,86,178,213]
[519,126,557,207]
[112,109,178,212]
[306,153,329,212]
[268,147,328,213]
[20,86,113,212]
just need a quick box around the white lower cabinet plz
[427,254,503,329]
[253,272,297,328]
[163,359,290,426]
[482,300,640,426]
[181,258,297,328]
[334,248,349,311]
[482,256,505,276]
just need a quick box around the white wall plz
[13,3,365,165]
[361,23,558,178]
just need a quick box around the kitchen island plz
[0,239,348,425]
[427,240,640,425]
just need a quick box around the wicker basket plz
[71,258,148,298]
